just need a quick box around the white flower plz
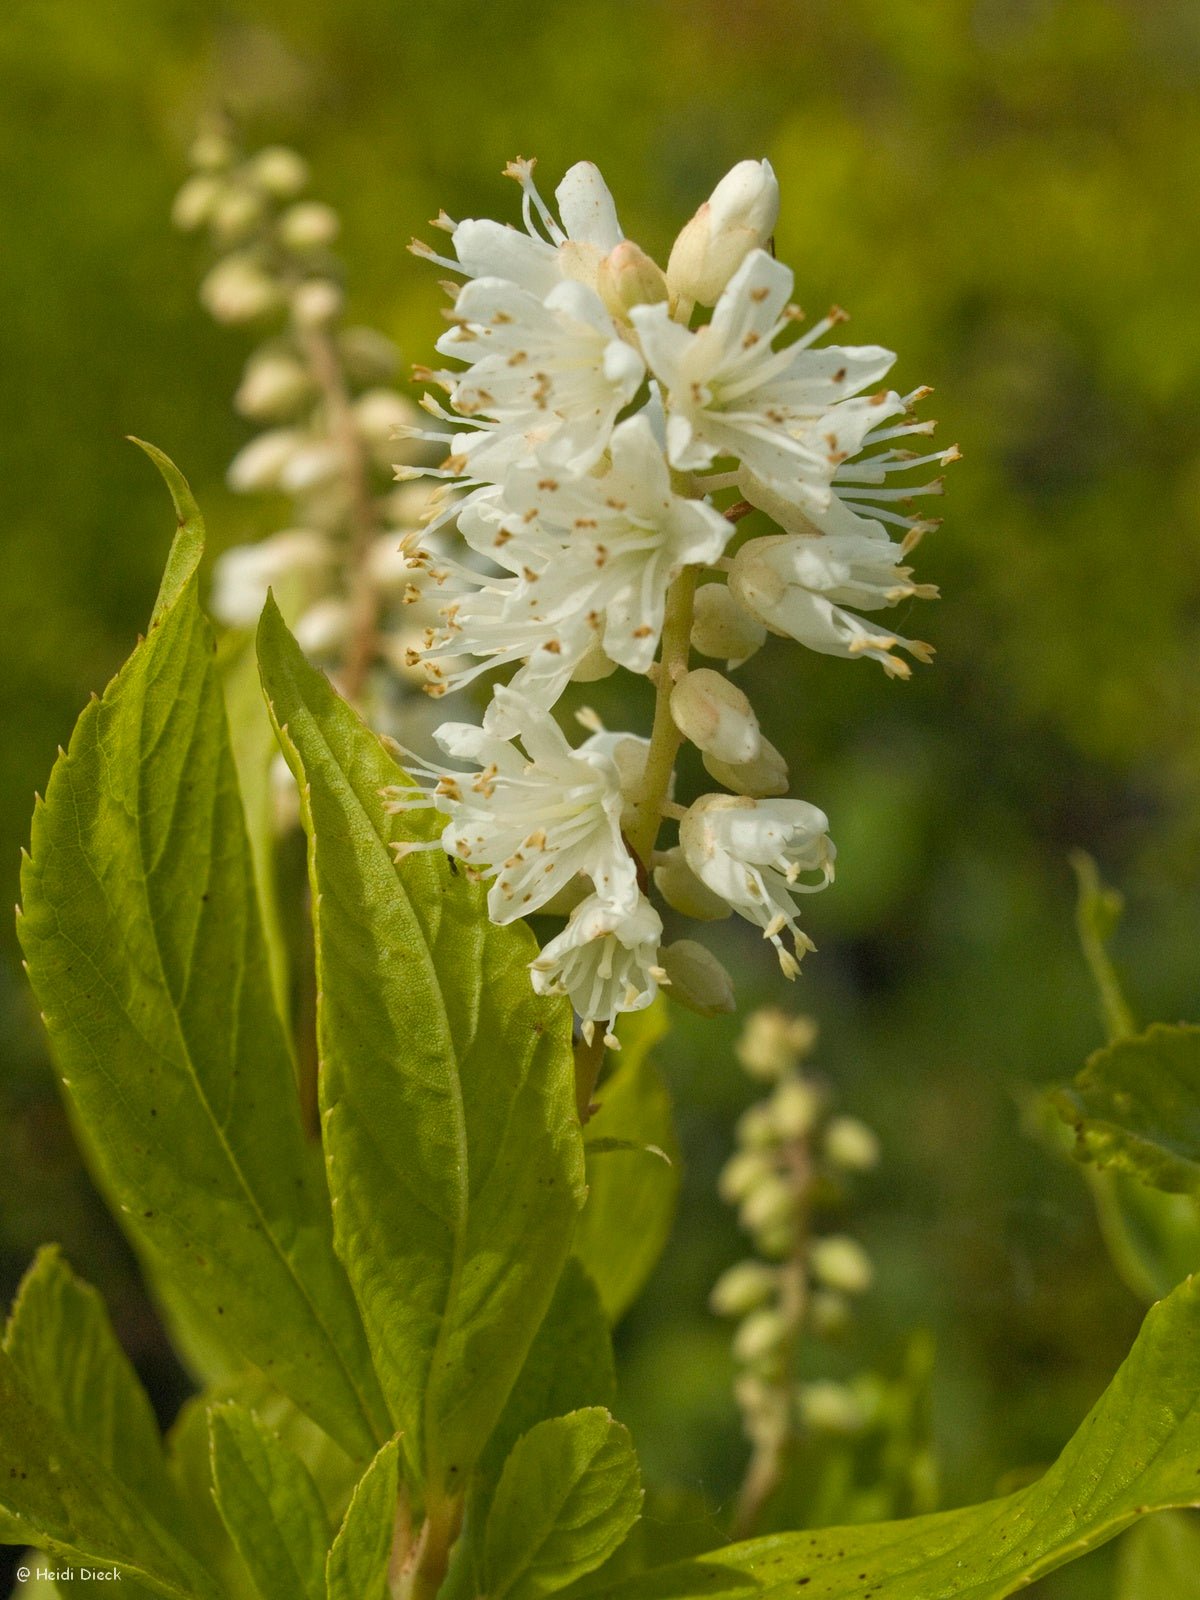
[419,413,731,709]
[530,893,663,1043]
[666,159,780,308]
[432,276,644,477]
[385,687,639,923]
[414,159,624,301]
[679,794,834,976]
[631,250,900,493]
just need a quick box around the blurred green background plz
[2,0,1200,1592]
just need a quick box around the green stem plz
[627,567,698,866]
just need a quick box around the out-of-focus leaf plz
[1115,1510,1200,1596]
[610,1274,1200,1597]
[1052,1024,1200,1195]
[16,448,388,1462]
[256,596,584,1498]
[4,1247,188,1544]
[482,1409,642,1600]
[209,1404,329,1600]
[325,1438,400,1600]
[574,1004,678,1322]
[0,1346,218,1599]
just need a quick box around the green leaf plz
[482,1409,642,1600]
[209,1404,329,1600]
[4,1248,188,1545]
[0,1346,218,1600]
[325,1438,400,1600]
[608,1272,1200,1597]
[1115,1510,1200,1596]
[17,451,388,1462]
[256,596,585,1496]
[574,1003,679,1322]
[1052,1023,1200,1195]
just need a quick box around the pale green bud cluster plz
[172,126,446,732]
[711,1009,881,1457]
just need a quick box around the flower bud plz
[652,846,731,921]
[227,429,302,493]
[660,940,735,1017]
[809,1290,852,1339]
[739,1174,795,1235]
[294,597,349,657]
[796,1380,866,1435]
[710,1260,777,1318]
[200,256,281,324]
[279,439,345,494]
[292,278,344,328]
[691,581,767,665]
[598,241,669,320]
[278,200,340,252]
[732,1306,789,1367]
[234,352,314,420]
[172,173,222,231]
[666,158,780,307]
[211,185,266,244]
[339,326,400,384]
[736,1008,818,1080]
[703,736,789,798]
[353,388,420,447]
[249,145,309,198]
[670,668,761,764]
[735,1102,781,1151]
[824,1116,881,1173]
[809,1235,873,1296]
[769,1076,822,1140]
[570,634,618,682]
[717,1148,774,1204]
[210,530,330,627]
[189,130,235,172]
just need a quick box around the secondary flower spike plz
[397,155,953,1041]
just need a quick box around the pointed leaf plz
[209,1404,329,1600]
[4,1248,188,1544]
[574,1004,679,1321]
[609,1273,1200,1597]
[17,453,389,1461]
[1052,1023,1200,1195]
[0,1347,218,1600]
[483,1409,642,1600]
[256,597,584,1496]
[326,1438,401,1600]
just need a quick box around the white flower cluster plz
[173,127,444,725]
[387,158,955,1044]
[712,1010,881,1520]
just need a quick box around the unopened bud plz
[598,241,669,320]
[703,736,789,798]
[249,145,309,198]
[667,158,780,307]
[294,597,349,657]
[809,1235,873,1296]
[732,1307,789,1367]
[235,352,314,420]
[278,440,345,494]
[291,278,344,328]
[570,634,618,683]
[210,530,330,627]
[691,582,767,665]
[824,1116,881,1172]
[653,846,730,921]
[809,1291,852,1339]
[200,255,281,324]
[278,200,340,252]
[661,940,735,1017]
[340,326,400,384]
[710,1260,777,1318]
[353,388,420,447]
[718,1148,774,1204]
[735,1102,781,1151]
[189,130,235,172]
[670,667,761,764]
[172,173,223,231]
[211,185,265,244]
[736,1008,818,1081]
[739,1174,795,1236]
[769,1076,822,1140]
[796,1380,866,1435]
[227,429,302,493]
